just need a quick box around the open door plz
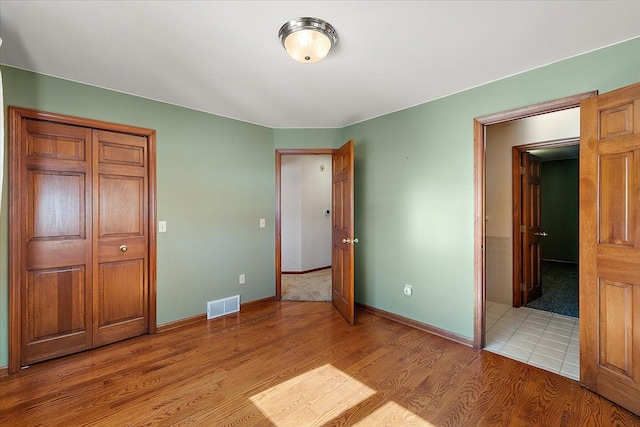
[332,140,356,325]
[580,81,640,415]
[521,153,544,305]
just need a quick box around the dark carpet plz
[526,261,579,318]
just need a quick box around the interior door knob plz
[342,238,351,244]
[352,238,359,244]
[119,245,128,252]
[534,231,548,237]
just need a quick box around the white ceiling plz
[1,1,639,128]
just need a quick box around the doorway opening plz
[275,149,333,301]
[275,141,356,325]
[279,153,332,302]
[473,93,597,381]
[514,142,579,317]
[484,136,581,380]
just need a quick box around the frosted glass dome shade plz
[279,17,338,64]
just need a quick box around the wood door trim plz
[8,107,157,374]
[275,149,333,301]
[10,108,156,136]
[511,139,579,308]
[8,108,24,375]
[472,91,596,349]
[147,131,157,334]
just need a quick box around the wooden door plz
[580,81,640,415]
[93,130,149,346]
[521,153,543,304]
[9,107,156,374]
[17,120,94,365]
[332,140,355,325]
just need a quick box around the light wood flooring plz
[1,300,638,426]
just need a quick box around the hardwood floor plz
[1,301,638,426]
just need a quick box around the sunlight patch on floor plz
[353,401,433,426]
[250,363,432,426]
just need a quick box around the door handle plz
[119,245,128,252]
[534,231,548,237]
[342,238,359,244]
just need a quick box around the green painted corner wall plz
[1,36,639,368]
[0,66,276,367]
[341,37,640,338]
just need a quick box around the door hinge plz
[520,283,526,291]
[520,225,526,233]
[520,166,525,175]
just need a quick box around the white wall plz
[485,108,580,305]
[281,155,332,272]
[281,157,302,271]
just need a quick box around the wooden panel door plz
[332,140,355,325]
[521,153,543,304]
[580,82,640,415]
[93,130,149,346]
[17,120,93,365]
[10,107,156,374]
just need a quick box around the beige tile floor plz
[485,301,580,381]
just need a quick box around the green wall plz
[341,37,640,337]
[0,66,276,367]
[541,159,579,263]
[2,36,640,368]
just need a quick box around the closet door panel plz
[93,130,149,347]
[21,120,93,365]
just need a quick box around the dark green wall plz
[541,159,579,262]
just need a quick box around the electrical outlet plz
[239,274,245,285]
[403,284,412,296]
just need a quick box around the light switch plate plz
[260,218,266,228]
[158,221,166,232]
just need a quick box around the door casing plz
[473,92,596,349]
[8,107,157,375]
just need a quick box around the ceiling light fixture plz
[278,17,338,64]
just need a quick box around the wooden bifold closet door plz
[9,108,157,374]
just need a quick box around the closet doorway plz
[9,108,157,374]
